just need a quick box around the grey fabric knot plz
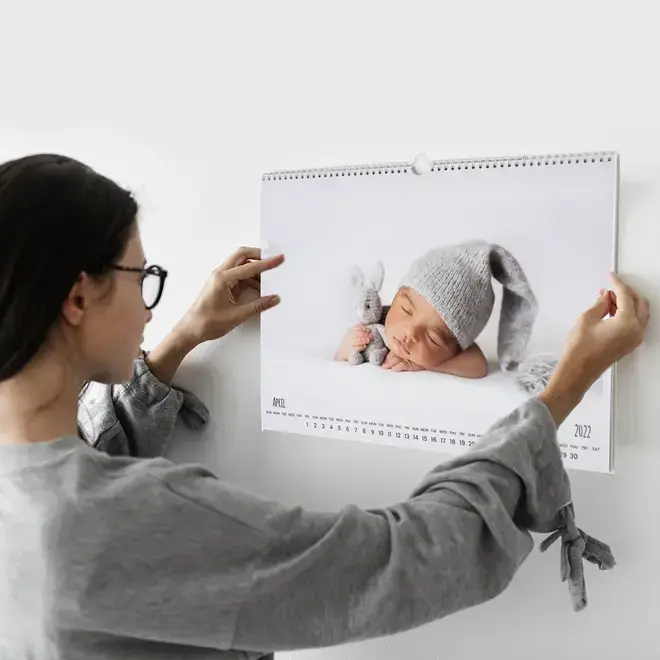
[539,503,616,612]
[179,388,210,429]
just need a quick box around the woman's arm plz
[103,395,599,653]
[230,398,579,650]
[143,324,198,385]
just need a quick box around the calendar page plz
[260,152,619,473]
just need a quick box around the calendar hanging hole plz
[412,153,432,176]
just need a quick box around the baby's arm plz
[382,344,488,377]
[429,344,488,378]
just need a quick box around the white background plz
[2,1,659,658]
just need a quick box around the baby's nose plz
[402,332,417,345]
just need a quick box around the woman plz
[0,154,649,659]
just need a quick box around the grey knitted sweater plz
[0,352,611,659]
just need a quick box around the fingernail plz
[270,295,281,304]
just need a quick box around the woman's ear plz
[60,273,90,327]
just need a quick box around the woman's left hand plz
[175,246,284,346]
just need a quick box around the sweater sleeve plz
[150,397,601,654]
[77,350,209,458]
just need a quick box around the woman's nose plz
[145,309,153,324]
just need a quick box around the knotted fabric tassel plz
[539,503,616,612]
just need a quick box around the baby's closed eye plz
[427,331,446,347]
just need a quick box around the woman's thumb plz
[234,294,281,322]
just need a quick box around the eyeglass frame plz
[108,263,169,310]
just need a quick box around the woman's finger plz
[607,291,617,316]
[220,246,262,271]
[227,253,285,281]
[228,293,282,325]
[245,277,261,292]
[608,272,637,313]
[227,284,240,305]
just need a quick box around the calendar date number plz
[304,420,475,447]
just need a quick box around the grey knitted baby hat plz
[399,240,539,371]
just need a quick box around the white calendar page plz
[260,152,619,473]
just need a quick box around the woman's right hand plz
[541,272,650,425]
[334,324,372,361]
[565,272,649,375]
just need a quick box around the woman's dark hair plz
[0,154,138,382]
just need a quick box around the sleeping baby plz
[334,240,539,378]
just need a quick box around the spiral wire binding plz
[262,151,618,181]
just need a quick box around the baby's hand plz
[382,352,425,372]
[334,324,371,361]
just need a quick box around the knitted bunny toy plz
[348,262,389,366]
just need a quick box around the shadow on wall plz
[612,177,659,447]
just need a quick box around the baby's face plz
[385,287,460,369]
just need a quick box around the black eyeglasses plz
[109,264,168,310]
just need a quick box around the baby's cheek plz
[413,351,433,369]
[416,344,453,369]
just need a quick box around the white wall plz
[2,1,659,658]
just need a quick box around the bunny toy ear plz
[369,261,385,291]
[350,265,365,289]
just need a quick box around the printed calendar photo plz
[260,152,619,473]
